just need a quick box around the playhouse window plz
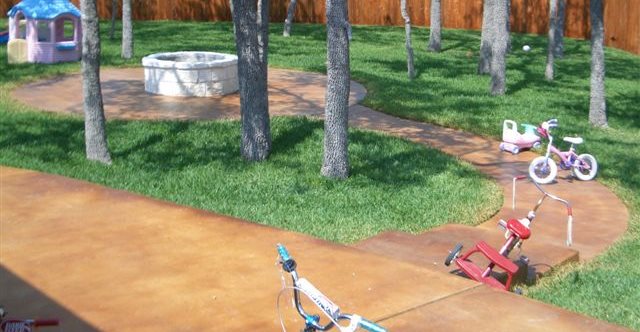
[15,13,27,39]
[62,19,74,41]
[37,21,51,42]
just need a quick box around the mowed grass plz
[1,19,639,328]
[0,110,500,243]
[0,19,501,245]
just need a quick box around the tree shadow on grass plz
[1,108,478,192]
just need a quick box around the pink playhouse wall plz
[8,12,81,64]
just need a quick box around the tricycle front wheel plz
[445,243,463,266]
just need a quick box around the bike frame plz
[543,133,591,171]
[276,244,386,332]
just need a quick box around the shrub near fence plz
[1,0,638,54]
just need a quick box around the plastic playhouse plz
[499,120,541,154]
[6,0,82,64]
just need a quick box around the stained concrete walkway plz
[1,68,630,331]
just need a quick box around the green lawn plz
[1,20,639,329]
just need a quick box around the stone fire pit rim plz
[142,51,238,70]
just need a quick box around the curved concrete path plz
[1,68,630,331]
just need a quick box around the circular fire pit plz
[142,51,238,97]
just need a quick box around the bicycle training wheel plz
[529,156,557,184]
[572,154,598,181]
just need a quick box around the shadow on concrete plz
[0,265,99,331]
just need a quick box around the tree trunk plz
[401,0,415,79]
[229,0,236,35]
[258,0,269,64]
[478,0,493,75]
[506,0,511,52]
[232,0,272,161]
[427,0,441,52]
[109,0,117,40]
[121,0,133,59]
[490,0,509,95]
[589,0,607,127]
[545,0,557,81]
[283,0,298,37]
[554,0,565,58]
[322,0,350,179]
[80,0,112,164]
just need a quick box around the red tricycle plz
[0,307,59,332]
[444,175,573,291]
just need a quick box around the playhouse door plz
[8,39,28,64]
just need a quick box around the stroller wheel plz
[445,243,463,266]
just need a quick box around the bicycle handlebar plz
[512,176,574,246]
[277,243,292,262]
[357,317,387,332]
[33,319,60,327]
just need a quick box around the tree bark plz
[505,0,511,52]
[283,0,298,37]
[589,0,607,127]
[545,0,557,81]
[109,0,117,40]
[490,0,509,95]
[80,0,112,164]
[322,0,350,179]
[554,0,565,58]
[121,0,133,59]
[232,0,272,161]
[401,0,415,79]
[229,0,236,35]
[427,0,441,52]
[478,0,493,75]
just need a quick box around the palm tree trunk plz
[109,0,117,40]
[283,0,298,37]
[401,0,416,79]
[322,0,350,179]
[478,0,493,75]
[589,0,607,127]
[427,0,441,52]
[554,0,565,58]
[121,0,133,59]
[490,0,509,95]
[233,0,272,161]
[545,0,557,81]
[80,0,112,164]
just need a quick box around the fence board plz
[1,0,637,54]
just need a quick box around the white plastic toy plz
[499,120,541,154]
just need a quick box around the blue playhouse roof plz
[7,0,81,20]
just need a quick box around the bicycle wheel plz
[572,154,598,181]
[529,156,557,184]
[445,243,463,266]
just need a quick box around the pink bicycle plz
[528,119,598,184]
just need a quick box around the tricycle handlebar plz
[512,176,574,246]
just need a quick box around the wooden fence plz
[2,0,638,54]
